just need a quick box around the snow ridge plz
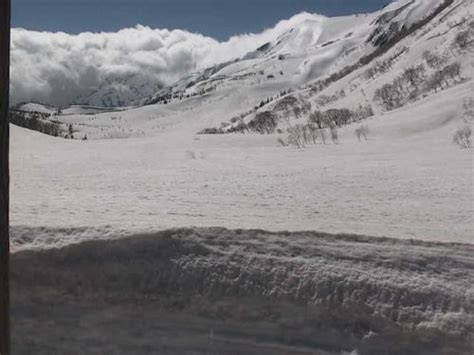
[12,228,474,354]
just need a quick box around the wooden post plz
[0,0,10,353]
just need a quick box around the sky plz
[12,0,392,40]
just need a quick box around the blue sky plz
[13,0,392,40]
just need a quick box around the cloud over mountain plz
[10,13,324,106]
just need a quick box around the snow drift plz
[11,228,474,354]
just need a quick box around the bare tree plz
[462,98,474,122]
[277,137,288,147]
[248,111,278,134]
[393,76,406,95]
[329,122,338,144]
[309,110,324,129]
[374,83,402,110]
[274,95,298,117]
[301,124,310,144]
[364,66,377,80]
[454,30,471,50]
[402,64,426,89]
[453,126,472,149]
[300,100,312,115]
[354,105,374,121]
[427,71,445,92]
[293,106,302,119]
[422,51,445,69]
[442,62,462,82]
[307,123,319,144]
[355,125,369,142]
[325,108,352,127]
[320,128,327,144]
[68,123,74,139]
[287,125,305,148]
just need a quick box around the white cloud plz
[10,12,325,106]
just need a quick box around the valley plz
[8,0,474,353]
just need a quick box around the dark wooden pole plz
[0,0,10,353]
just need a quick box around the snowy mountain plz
[140,0,450,106]
[72,74,164,107]
[11,0,473,240]
[9,1,474,353]
[55,0,450,108]
[13,0,472,141]
[13,102,59,115]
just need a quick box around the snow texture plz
[11,228,474,354]
[11,0,474,249]
[9,1,474,353]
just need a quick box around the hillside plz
[10,0,474,246]
[13,0,470,142]
[11,0,452,109]
[9,1,474,354]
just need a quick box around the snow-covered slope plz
[14,102,59,115]
[140,0,452,107]
[10,0,474,246]
[9,2,474,353]
[10,82,474,248]
[73,74,163,107]
[37,0,470,139]
[14,102,130,116]
[368,0,445,45]
[57,0,450,108]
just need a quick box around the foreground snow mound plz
[12,228,474,354]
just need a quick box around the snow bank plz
[12,228,474,354]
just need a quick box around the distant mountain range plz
[67,0,447,108]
